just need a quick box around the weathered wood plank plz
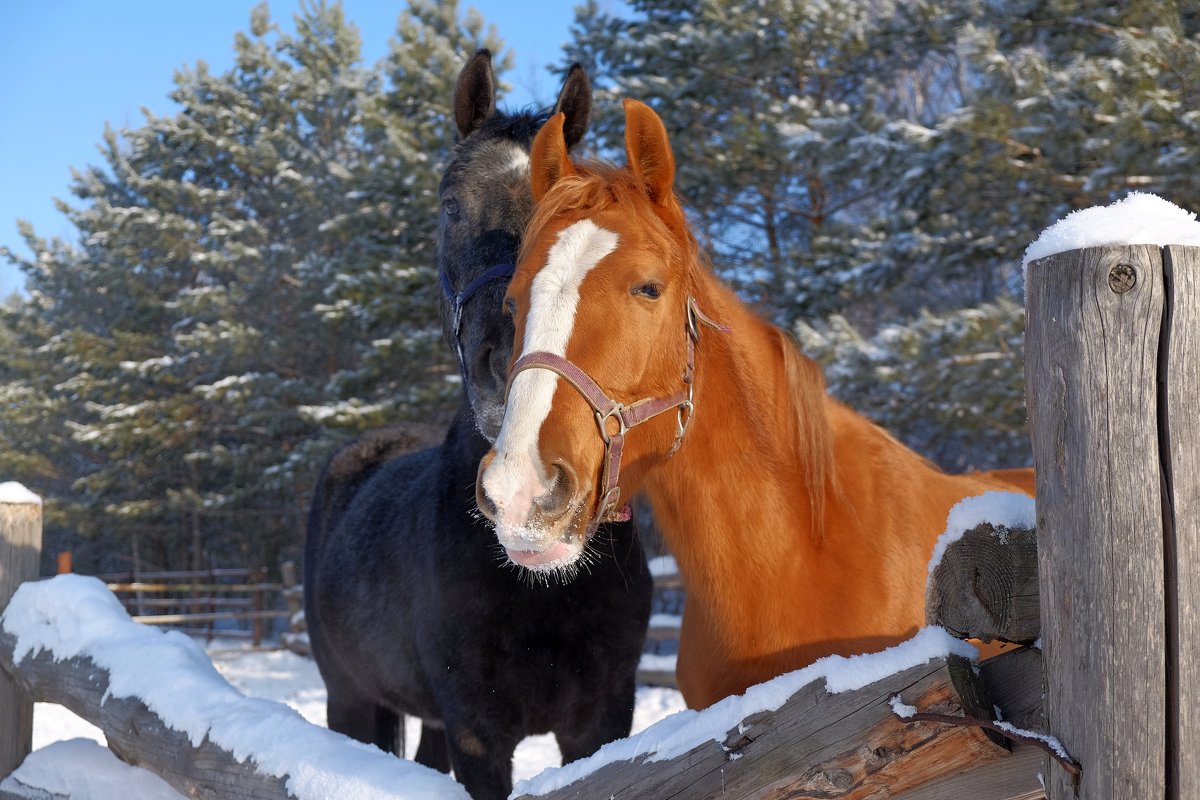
[515,655,1025,800]
[1164,245,1200,798]
[925,523,1039,644]
[636,669,677,688]
[0,495,41,781]
[0,629,294,799]
[1025,244,1166,798]
[979,647,1045,734]
[889,742,1044,800]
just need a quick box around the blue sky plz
[0,1,598,298]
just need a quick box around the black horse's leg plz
[413,721,452,773]
[326,685,403,756]
[326,685,378,746]
[555,678,638,765]
[437,715,519,800]
[446,736,516,800]
[374,706,403,757]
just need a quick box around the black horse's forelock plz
[441,107,549,190]
[471,106,550,146]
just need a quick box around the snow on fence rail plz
[0,571,468,800]
[1,235,1198,798]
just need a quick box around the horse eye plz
[632,282,662,300]
[442,197,460,217]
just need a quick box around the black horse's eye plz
[503,297,516,315]
[442,197,460,217]
[632,282,663,300]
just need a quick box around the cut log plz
[925,522,1040,644]
[514,653,1038,800]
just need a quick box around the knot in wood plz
[1108,263,1136,293]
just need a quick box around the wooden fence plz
[1,243,1197,798]
[1026,244,1199,799]
[95,566,289,647]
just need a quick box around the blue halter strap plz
[439,261,516,368]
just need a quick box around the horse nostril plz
[536,462,577,518]
[476,451,499,521]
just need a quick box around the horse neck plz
[645,277,831,595]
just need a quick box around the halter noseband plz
[439,261,516,368]
[507,297,727,535]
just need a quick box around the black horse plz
[304,52,652,800]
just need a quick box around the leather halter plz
[439,261,516,368]
[507,296,727,535]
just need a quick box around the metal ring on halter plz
[675,399,694,443]
[687,299,701,341]
[595,405,628,445]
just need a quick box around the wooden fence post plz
[1026,244,1199,798]
[0,483,43,780]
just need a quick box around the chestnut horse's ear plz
[531,112,576,202]
[454,49,496,139]
[553,63,592,151]
[623,99,675,206]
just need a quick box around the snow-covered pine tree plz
[0,1,504,570]
[312,0,507,422]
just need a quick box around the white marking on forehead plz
[484,219,618,525]
[506,148,530,174]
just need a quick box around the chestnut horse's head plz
[477,100,709,575]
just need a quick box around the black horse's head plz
[438,50,591,442]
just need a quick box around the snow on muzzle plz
[476,451,586,570]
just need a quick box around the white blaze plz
[483,219,618,533]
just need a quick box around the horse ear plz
[623,99,675,206]
[552,63,592,151]
[531,112,576,202]
[454,49,496,139]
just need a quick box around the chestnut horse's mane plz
[520,160,836,535]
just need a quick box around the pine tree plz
[0,1,506,570]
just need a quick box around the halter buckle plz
[599,485,623,520]
[595,405,628,445]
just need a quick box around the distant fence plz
[639,558,683,688]
[91,566,289,647]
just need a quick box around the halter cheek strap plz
[440,261,516,368]
[507,296,728,535]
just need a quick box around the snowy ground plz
[28,638,686,795]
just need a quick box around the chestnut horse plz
[476,99,1034,709]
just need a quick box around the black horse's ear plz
[552,63,592,151]
[454,49,496,139]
